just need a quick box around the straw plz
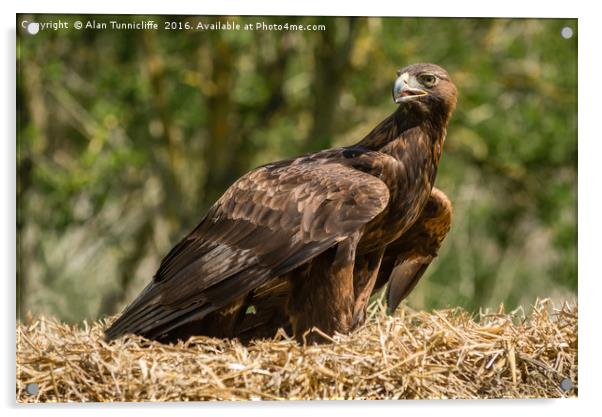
[16,298,577,402]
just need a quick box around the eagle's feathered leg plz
[350,248,386,329]
[288,231,361,344]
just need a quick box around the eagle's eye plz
[419,74,438,88]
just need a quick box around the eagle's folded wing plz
[373,187,452,313]
[105,157,389,340]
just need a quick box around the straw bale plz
[16,298,577,402]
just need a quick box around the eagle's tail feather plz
[105,301,210,342]
[104,267,274,342]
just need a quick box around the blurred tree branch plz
[305,17,358,151]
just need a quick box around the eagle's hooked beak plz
[392,73,428,104]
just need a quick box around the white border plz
[4,1,601,416]
[8,0,582,18]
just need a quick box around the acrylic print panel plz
[16,14,577,402]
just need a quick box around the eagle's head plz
[392,63,458,120]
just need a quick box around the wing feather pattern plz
[106,156,389,341]
[373,187,452,314]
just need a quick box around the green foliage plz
[17,15,577,321]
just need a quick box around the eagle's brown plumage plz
[187,187,452,344]
[105,63,458,344]
[375,187,452,314]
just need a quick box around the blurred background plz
[17,15,577,323]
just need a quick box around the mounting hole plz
[25,383,39,395]
[559,378,573,392]
[561,26,574,39]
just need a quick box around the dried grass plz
[16,298,577,402]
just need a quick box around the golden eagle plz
[105,63,458,344]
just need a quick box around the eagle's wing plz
[105,156,389,341]
[383,256,433,314]
[373,187,452,313]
